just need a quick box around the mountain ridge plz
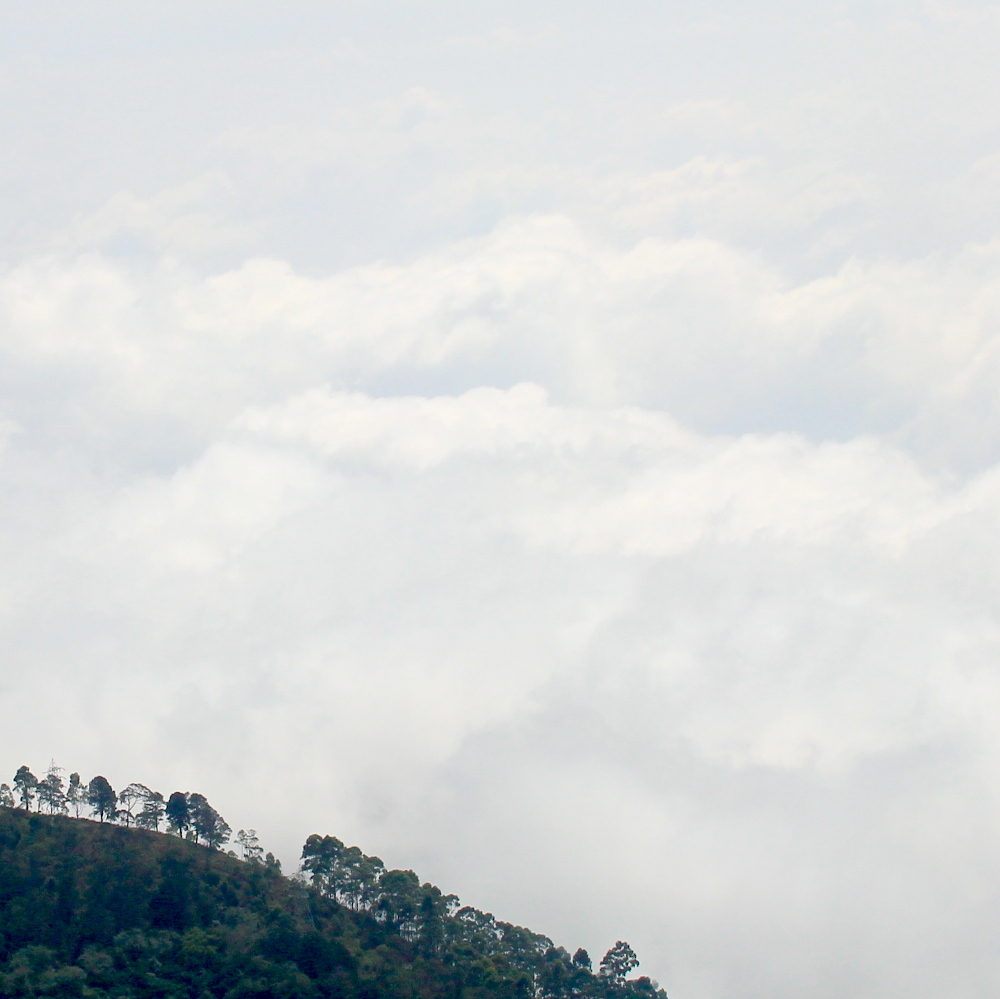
[0,806,667,999]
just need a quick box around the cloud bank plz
[4,3,1000,997]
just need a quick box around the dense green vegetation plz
[0,807,667,999]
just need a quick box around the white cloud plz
[7,3,1000,997]
[10,209,1000,468]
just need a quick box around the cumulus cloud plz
[9,208,1000,465]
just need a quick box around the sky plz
[5,1,1000,996]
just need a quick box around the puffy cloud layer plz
[8,212,1000,466]
[5,3,1000,998]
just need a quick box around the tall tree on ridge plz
[13,766,37,811]
[66,773,84,817]
[165,792,190,837]
[205,810,232,851]
[87,776,117,823]
[136,790,165,830]
[118,783,152,827]
[300,834,387,910]
[187,793,210,843]
[188,792,230,850]
[301,834,345,892]
[236,829,263,863]
[600,942,638,983]
[378,869,422,936]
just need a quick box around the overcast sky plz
[6,2,1000,996]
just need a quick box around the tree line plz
[300,833,653,995]
[0,760,268,861]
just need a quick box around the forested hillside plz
[0,807,667,999]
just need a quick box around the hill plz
[0,808,667,999]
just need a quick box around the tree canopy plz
[4,764,231,852]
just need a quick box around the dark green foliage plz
[37,765,67,816]
[136,791,166,832]
[0,809,667,999]
[165,792,190,837]
[187,793,231,850]
[85,778,116,824]
[117,783,151,827]
[600,942,639,984]
[12,768,36,812]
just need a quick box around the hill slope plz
[0,809,667,999]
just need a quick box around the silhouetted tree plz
[237,828,263,863]
[573,949,592,970]
[13,766,37,811]
[301,834,344,892]
[188,792,230,849]
[165,792,190,836]
[600,941,638,983]
[136,790,165,830]
[301,834,388,910]
[341,845,383,909]
[187,792,210,840]
[86,776,117,822]
[118,783,151,827]
[66,773,84,817]
[0,784,12,808]
[205,811,232,851]
[378,869,422,936]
